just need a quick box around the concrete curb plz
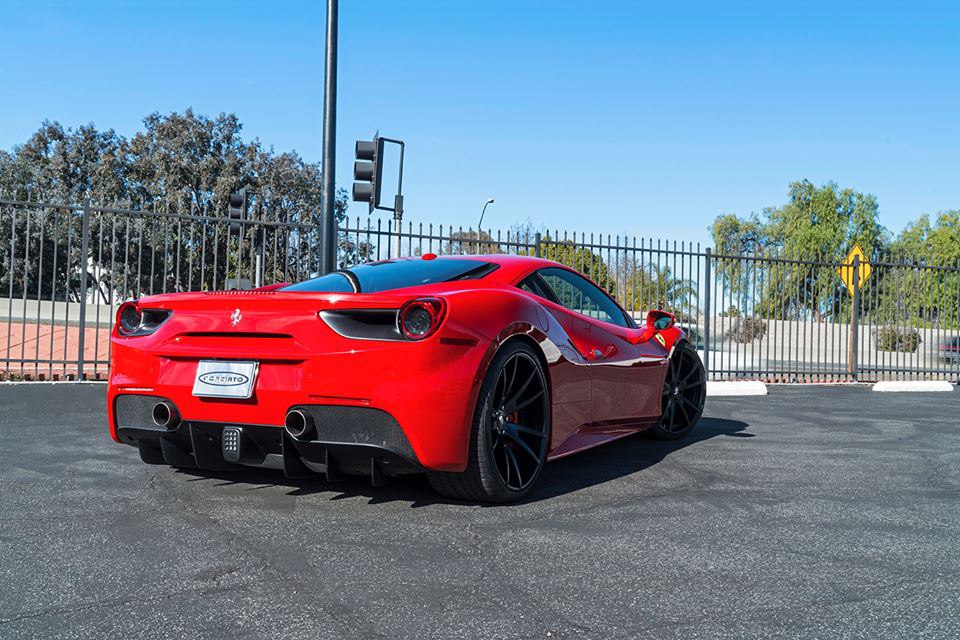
[872,381,955,393]
[707,381,768,396]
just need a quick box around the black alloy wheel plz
[427,341,550,502]
[488,350,550,492]
[650,342,706,440]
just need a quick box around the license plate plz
[192,360,259,399]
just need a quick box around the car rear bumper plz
[115,394,425,480]
[108,319,494,472]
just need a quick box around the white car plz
[940,337,960,362]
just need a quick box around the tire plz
[647,341,706,441]
[427,340,550,503]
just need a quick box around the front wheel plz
[647,341,706,441]
[427,340,550,503]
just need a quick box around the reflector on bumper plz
[221,427,242,462]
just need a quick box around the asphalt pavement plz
[0,383,958,639]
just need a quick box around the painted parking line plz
[872,381,955,392]
[706,380,768,396]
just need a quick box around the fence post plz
[76,199,90,380]
[703,247,712,377]
[534,232,542,258]
[850,254,861,382]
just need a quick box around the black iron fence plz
[705,250,960,382]
[2,197,958,382]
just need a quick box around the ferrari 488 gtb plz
[108,255,706,502]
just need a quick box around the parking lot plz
[1,384,958,639]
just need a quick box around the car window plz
[537,267,631,328]
[519,280,538,295]
[284,259,493,293]
[279,271,354,293]
[518,274,558,302]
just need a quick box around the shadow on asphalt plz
[174,416,751,507]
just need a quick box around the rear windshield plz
[282,259,495,294]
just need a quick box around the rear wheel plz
[427,341,550,503]
[648,341,705,440]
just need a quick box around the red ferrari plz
[108,254,706,502]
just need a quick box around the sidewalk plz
[0,321,110,379]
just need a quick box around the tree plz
[533,239,615,294]
[640,264,696,316]
[890,211,960,263]
[605,252,697,317]
[711,180,890,321]
[711,212,768,255]
[0,121,129,202]
[0,110,358,300]
[443,229,501,255]
[876,211,960,328]
[765,180,888,259]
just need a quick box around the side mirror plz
[647,310,676,331]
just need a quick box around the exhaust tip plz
[152,401,180,430]
[284,409,315,441]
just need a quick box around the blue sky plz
[2,0,958,246]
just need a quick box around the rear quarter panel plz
[445,285,593,453]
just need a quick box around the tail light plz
[115,302,171,337]
[117,302,141,335]
[319,309,403,340]
[398,298,446,341]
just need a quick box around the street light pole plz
[477,198,495,230]
[476,198,494,255]
[319,0,338,274]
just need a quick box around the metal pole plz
[319,0,338,273]
[394,212,402,258]
[703,247,712,378]
[850,255,861,381]
[393,142,405,258]
[257,225,266,288]
[77,199,90,380]
[477,199,494,255]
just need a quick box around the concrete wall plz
[635,312,960,380]
[1,297,117,329]
[700,316,958,371]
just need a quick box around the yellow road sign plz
[836,243,872,297]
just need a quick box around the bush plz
[725,317,767,343]
[874,327,922,352]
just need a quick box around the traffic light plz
[228,191,247,233]
[352,135,384,213]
